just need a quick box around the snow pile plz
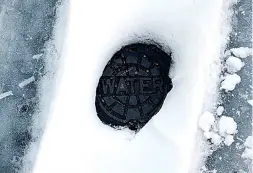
[220,74,241,91]
[230,47,252,59]
[198,111,238,147]
[241,136,252,160]
[225,56,244,73]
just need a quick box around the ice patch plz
[198,111,215,132]
[0,91,13,100]
[18,76,35,88]
[220,74,241,91]
[225,56,244,73]
[218,116,237,136]
[230,47,252,58]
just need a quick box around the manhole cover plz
[95,43,173,130]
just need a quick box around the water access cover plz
[95,43,173,130]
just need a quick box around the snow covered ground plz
[0,0,251,173]
[31,0,236,173]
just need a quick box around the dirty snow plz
[225,56,244,73]
[218,116,237,136]
[220,74,241,91]
[230,47,252,58]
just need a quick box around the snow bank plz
[32,0,231,173]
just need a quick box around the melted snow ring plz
[95,43,173,130]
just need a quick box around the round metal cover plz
[95,43,173,130]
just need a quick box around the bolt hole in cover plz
[95,43,173,131]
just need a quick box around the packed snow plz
[31,0,233,173]
[230,47,252,59]
[225,56,244,73]
[220,74,241,91]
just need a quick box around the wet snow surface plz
[0,0,251,173]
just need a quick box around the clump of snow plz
[224,50,231,57]
[225,56,244,73]
[230,47,252,58]
[198,111,215,132]
[199,112,238,147]
[204,131,222,146]
[247,100,253,106]
[218,116,237,136]
[18,76,35,88]
[220,74,241,91]
[216,106,224,116]
[224,135,234,146]
[244,136,252,149]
